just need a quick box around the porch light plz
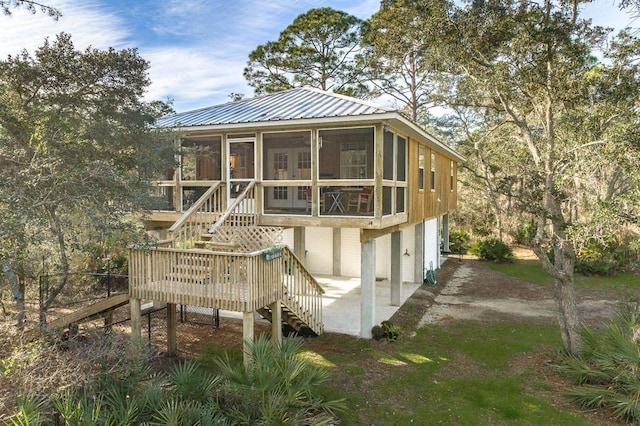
[229,154,237,170]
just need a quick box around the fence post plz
[107,259,112,298]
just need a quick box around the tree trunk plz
[1,257,25,330]
[553,247,582,354]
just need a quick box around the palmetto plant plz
[556,301,640,421]
[4,335,343,425]
[212,334,346,425]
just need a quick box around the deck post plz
[271,299,282,346]
[332,228,341,276]
[414,221,425,284]
[242,311,254,367]
[130,297,141,340]
[360,239,376,338]
[294,227,306,265]
[390,231,403,306]
[167,303,177,356]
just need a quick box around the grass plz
[192,256,635,425]
[489,258,640,290]
[298,321,594,425]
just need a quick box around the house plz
[128,87,463,361]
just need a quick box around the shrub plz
[470,238,514,263]
[575,239,624,276]
[210,335,346,424]
[449,229,471,254]
[556,301,640,422]
[372,321,400,342]
[512,220,536,246]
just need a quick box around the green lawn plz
[300,321,595,425]
[489,258,640,290]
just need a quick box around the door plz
[266,147,310,209]
[228,138,255,205]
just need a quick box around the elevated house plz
[128,87,463,358]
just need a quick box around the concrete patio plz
[316,275,421,336]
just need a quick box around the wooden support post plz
[242,311,254,367]
[294,227,306,265]
[414,222,424,284]
[271,300,282,347]
[333,228,341,276]
[130,298,141,340]
[390,231,403,306]
[360,239,376,338]
[167,303,177,356]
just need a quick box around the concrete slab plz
[215,276,422,337]
[316,275,421,336]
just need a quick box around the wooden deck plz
[129,245,324,335]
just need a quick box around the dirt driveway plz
[412,254,619,329]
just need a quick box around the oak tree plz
[0,33,175,326]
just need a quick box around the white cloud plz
[143,47,252,110]
[0,0,130,58]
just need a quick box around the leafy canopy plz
[244,7,369,97]
[0,33,175,308]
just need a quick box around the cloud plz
[143,47,252,110]
[0,0,130,58]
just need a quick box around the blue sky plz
[0,0,635,112]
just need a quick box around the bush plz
[470,238,514,263]
[449,229,471,254]
[556,301,640,422]
[512,220,536,246]
[575,239,624,276]
[372,321,400,342]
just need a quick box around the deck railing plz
[169,182,225,247]
[129,245,285,312]
[207,182,283,252]
[281,246,324,334]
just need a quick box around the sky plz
[0,0,636,113]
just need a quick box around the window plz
[450,160,455,191]
[262,131,311,180]
[340,142,367,179]
[180,136,222,180]
[418,147,425,190]
[383,130,394,180]
[397,136,406,182]
[318,127,374,180]
[430,151,436,191]
[396,187,405,213]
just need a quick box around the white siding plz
[375,234,390,279]
[304,227,333,275]
[282,228,294,248]
[402,228,416,283]
[340,228,361,277]
[424,218,439,271]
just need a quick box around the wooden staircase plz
[133,181,324,336]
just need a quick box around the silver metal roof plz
[155,87,392,128]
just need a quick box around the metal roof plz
[155,87,393,128]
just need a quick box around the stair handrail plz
[169,182,224,246]
[279,245,324,334]
[281,246,324,294]
[208,181,256,234]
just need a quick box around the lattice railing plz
[169,182,225,248]
[204,181,283,251]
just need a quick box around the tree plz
[244,7,369,96]
[360,0,450,123]
[0,33,175,327]
[435,0,640,354]
[1,0,60,18]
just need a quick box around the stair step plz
[194,240,240,249]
